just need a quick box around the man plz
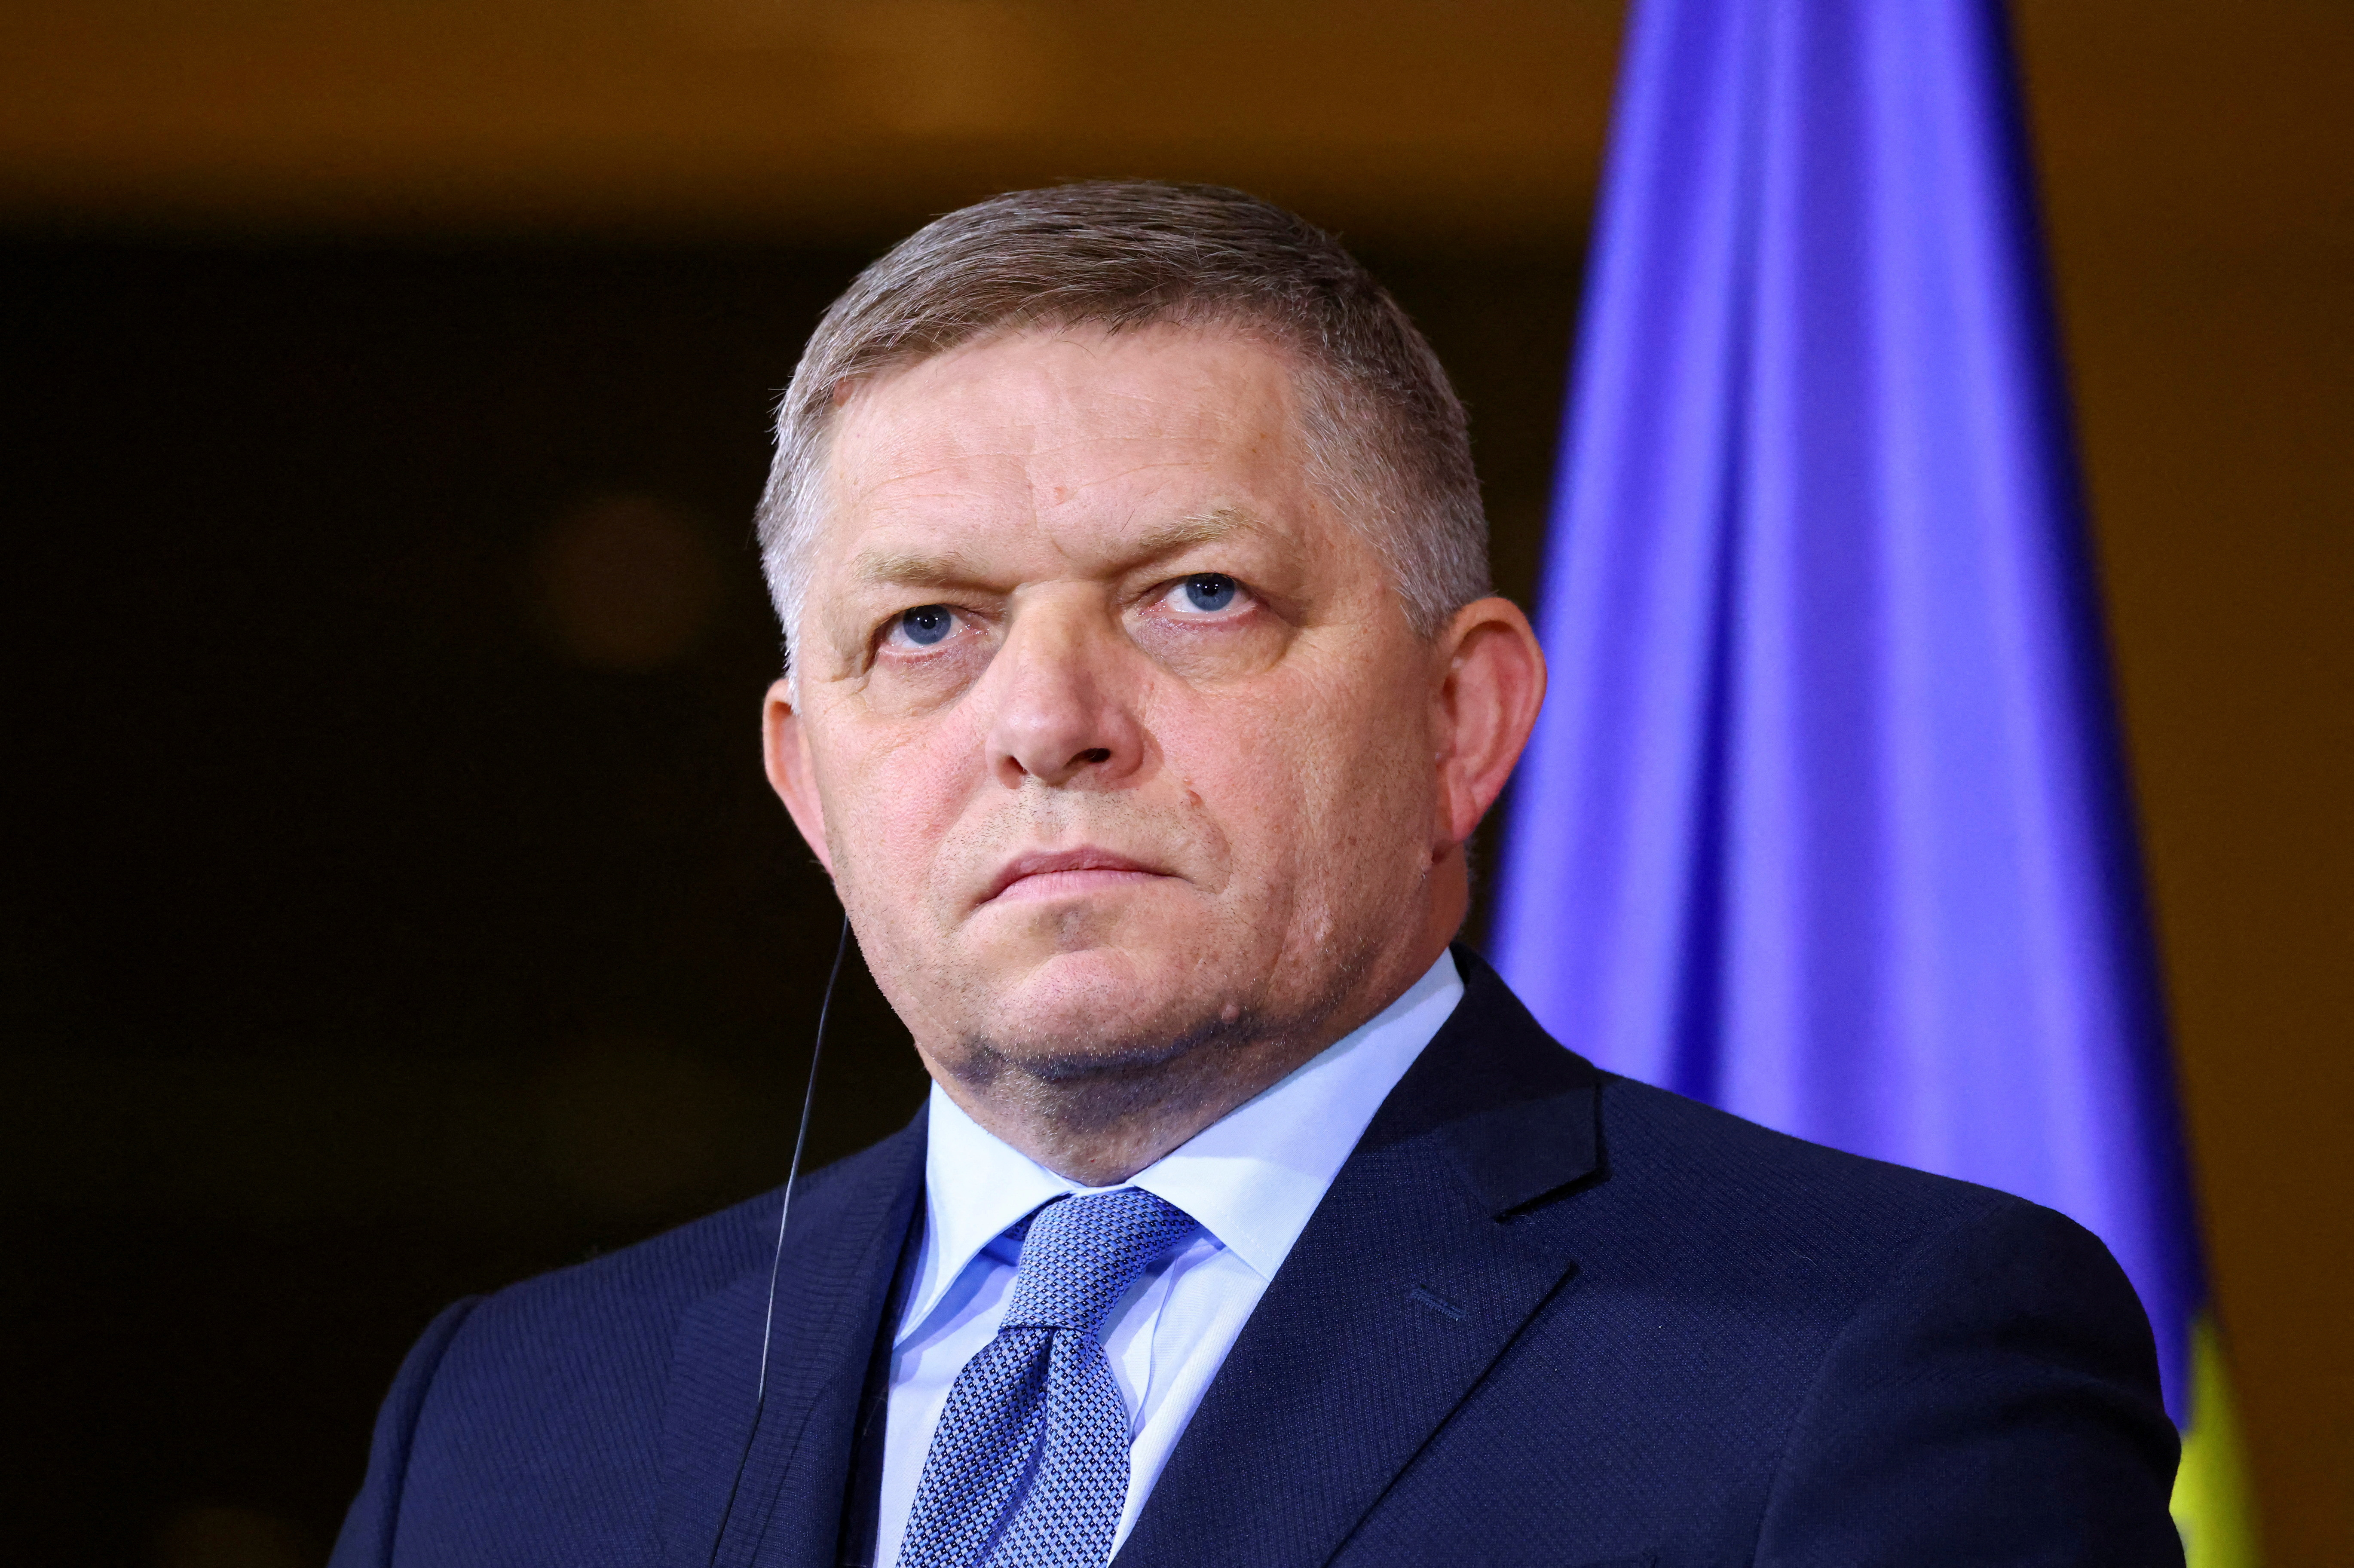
[331,184,2182,1567]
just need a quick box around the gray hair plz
[755,181,1489,661]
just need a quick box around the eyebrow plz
[850,505,1262,589]
[852,547,986,590]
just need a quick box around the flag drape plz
[1488,3,2255,1559]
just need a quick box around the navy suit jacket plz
[330,951,2182,1567]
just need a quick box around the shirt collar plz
[900,950,1464,1344]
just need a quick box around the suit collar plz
[659,1107,929,1568]
[1357,946,1602,1215]
[1117,947,1604,1568]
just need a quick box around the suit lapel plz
[659,1110,928,1568]
[1117,950,1603,1568]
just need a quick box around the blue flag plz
[1488,3,2254,1557]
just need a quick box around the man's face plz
[768,325,1458,1090]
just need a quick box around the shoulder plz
[1599,1071,2026,1240]
[1589,1071,2144,1320]
[1435,962,2148,1360]
[1442,949,2087,1292]
[1527,1082,2177,1560]
[1607,1079,2189,1559]
[442,1119,922,1368]
[326,1121,925,1565]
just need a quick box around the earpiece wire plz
[708,909,852,1566]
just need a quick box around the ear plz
[1430,596,1547,850]
[763,677,836,877]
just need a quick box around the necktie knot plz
[999,1187,1195,1337]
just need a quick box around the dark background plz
[4,2,2349,1562]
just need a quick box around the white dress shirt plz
[875,950,1465,1567]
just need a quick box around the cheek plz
[1156,673,1411,873]
[816,720,980,908]
[1287,657,1437,849]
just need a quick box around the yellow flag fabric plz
[2172,1317,2262,1568]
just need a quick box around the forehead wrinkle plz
[1023,501,1268,573]
[883,370,1280,466]
[839,447,1030,510]
[1044,380,1280,435]
[846,358,1292,503]
[1059,445,1252,494]
[839,427,1206,526]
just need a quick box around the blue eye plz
[898,605,955,646]
[1179,573,1238,612]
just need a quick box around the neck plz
[933,916,1462,1186]
[943,1027,1336,1187]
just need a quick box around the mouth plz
[981,846,1173,905]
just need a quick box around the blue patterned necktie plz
[897,1187,1196,1568]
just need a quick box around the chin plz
[972,943,1252,1071]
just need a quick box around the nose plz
[982,596,1146,790]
